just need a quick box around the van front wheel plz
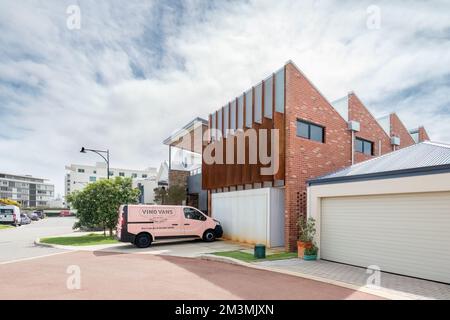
[202,230,216,242]
[135,233,152,248]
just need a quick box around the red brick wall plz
[390,113,415,149]
[348,93,392,163]
[169,170,189,188]
[284,63,351,251]
[418,126,430,142]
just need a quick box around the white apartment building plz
[0,172,55,208]
[65,162,159,204]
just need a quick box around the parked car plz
[117,204,223,248]
[59,210,72,217]
[20,213,31,225]
[33,210,45,219]
[28,212,39,221]
[0,205,21,226]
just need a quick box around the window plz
[296,120,324,143]
[89,176,96,182]
[264,76,273,119]
[183,207,206,221]
[254,83,262,123]
[211,112,216,141]
[142,174,148,178]
[132,173,137,178]
[355,138,374,155]
[217,108,223,138]
[223,105,229,136]
[109,171,114,176]
[237,94,244,129]
[77,168,85,173]
[230,100,236,131]
[93,170,97,174]
[245,89,253,128]
[275,68,285,113]
[119,172,125,177]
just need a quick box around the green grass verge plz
[0,224,13,230]
[40,233,119,246]
[212,250,297,262]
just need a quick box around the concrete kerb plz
[199,254,428,300]
[34,237,74,250]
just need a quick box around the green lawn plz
[40,233,119,246]
[212,250,297,262]
[0,225,13,230]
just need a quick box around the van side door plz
[183,207,207,237]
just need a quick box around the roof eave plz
[308,163,450,186]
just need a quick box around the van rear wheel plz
[203,230,216,242]
[135,233,152,248]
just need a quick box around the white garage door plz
[321,191,450,283]
[212,188,284,247]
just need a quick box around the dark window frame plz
[296,119,325,143]
[355,137,374,156]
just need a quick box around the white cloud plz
[0,0,449,196]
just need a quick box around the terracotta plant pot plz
[297,241,312,258]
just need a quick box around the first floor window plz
[296,119,325,143]
[355,137,374,155]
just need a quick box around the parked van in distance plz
[0,205,21,226]
[117,205,223,248]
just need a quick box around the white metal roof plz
[310,141,450,183]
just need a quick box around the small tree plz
[167,185,186,205]
[153,187,168,205]
[67,177,140,236]
[153,185,186,205]
[298,216,316,243]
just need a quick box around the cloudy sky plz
[1,0,449,196]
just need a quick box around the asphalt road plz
[0,250,381,300]
[0,217,76,263]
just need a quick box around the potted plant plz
[297,216,316,258]
[303,244,318,261]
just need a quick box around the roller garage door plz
[320,191,450,283]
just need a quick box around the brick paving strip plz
[0,250,381,300]
[30,238,450,300]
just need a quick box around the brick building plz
[202,60,430,251]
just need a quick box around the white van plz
[0,205,21,226]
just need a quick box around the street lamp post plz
[80,147,110,179]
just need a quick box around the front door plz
[183,207,206,237]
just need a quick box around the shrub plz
[304,245,318,256]
[297,216,316,242]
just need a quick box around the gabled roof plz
[330,95,349,121]
[309,141,450,185]
[376,114,390,136]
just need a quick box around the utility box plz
[348,120,360,132]
[391,136,401,146]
